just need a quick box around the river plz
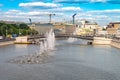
[0,39,120,80]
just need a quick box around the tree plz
[19,23,29,29]
[0,22,38,36]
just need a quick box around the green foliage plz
[102,27,106,30]
[0,22,38,36]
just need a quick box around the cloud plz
[90,0,106,3]
[0,9,65,23]
[19,2,60,9]
[1,7,120,26]
[61,7,81,11]
[54,0,120,4]
[52,7,82,12]
[54,0,89,3]
[88,9,120,13]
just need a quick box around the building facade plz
[29,23,53,35]
[75,19,99,35]
[107,22,120,35]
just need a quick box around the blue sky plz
[0,0,120,26]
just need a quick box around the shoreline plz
[0,40,15,46]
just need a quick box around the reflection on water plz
[0,39,120,80]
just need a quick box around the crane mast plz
[49,14,55,23]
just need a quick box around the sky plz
[0,0,120,26]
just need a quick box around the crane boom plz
[72,13,77,24]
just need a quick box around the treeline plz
[0,22,38,37]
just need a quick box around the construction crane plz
[72,13,77,24]
[48,13,55,23]
[29,18,32,24]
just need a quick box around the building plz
[54,23,77,35]
[107,22,120,29]
[53,23,66,35]
[75,19,99,35]
[107,28,117,35]
[29,23,53,35]
[65,24,75,35]
[107,22,120,35]
[116,28,120,37]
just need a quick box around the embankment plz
[0,40,14,46]
[111,40,120,49]
[93,37,120,49]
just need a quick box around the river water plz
[0,39,120,80]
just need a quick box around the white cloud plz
[26,11,49,16]
[0,9,65,23]
[103,9,120,13]
[88,9,120,13]
[1,7,120,26]
[61,7,82,11]
[90,0,106,3]
[50,7,82,12]
[19,2,60,8]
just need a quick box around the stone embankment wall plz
[93,37,112,45]
[0,41,14,46]
[111,39,120,49]
[93,37,120,49]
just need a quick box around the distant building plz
[107,22,120,35]
[107,28,117,35]
[53,23,66,35]
[75,19,99,35]
[80,19,98,30]
[29,23,53,35]
[107,22,120,29]
[53,23,77,35]
[116,28,120,37]
[65,24,75,35]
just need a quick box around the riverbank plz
[92,37,120,49]
[93,37,112,45]
[0,39,15,46]
[111,38,120,49]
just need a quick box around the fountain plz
[67,31,77,43]
[67,37,77,43]
[9,29,55,64]
[39,29,55,54]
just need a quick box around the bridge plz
[28,35,94,40]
